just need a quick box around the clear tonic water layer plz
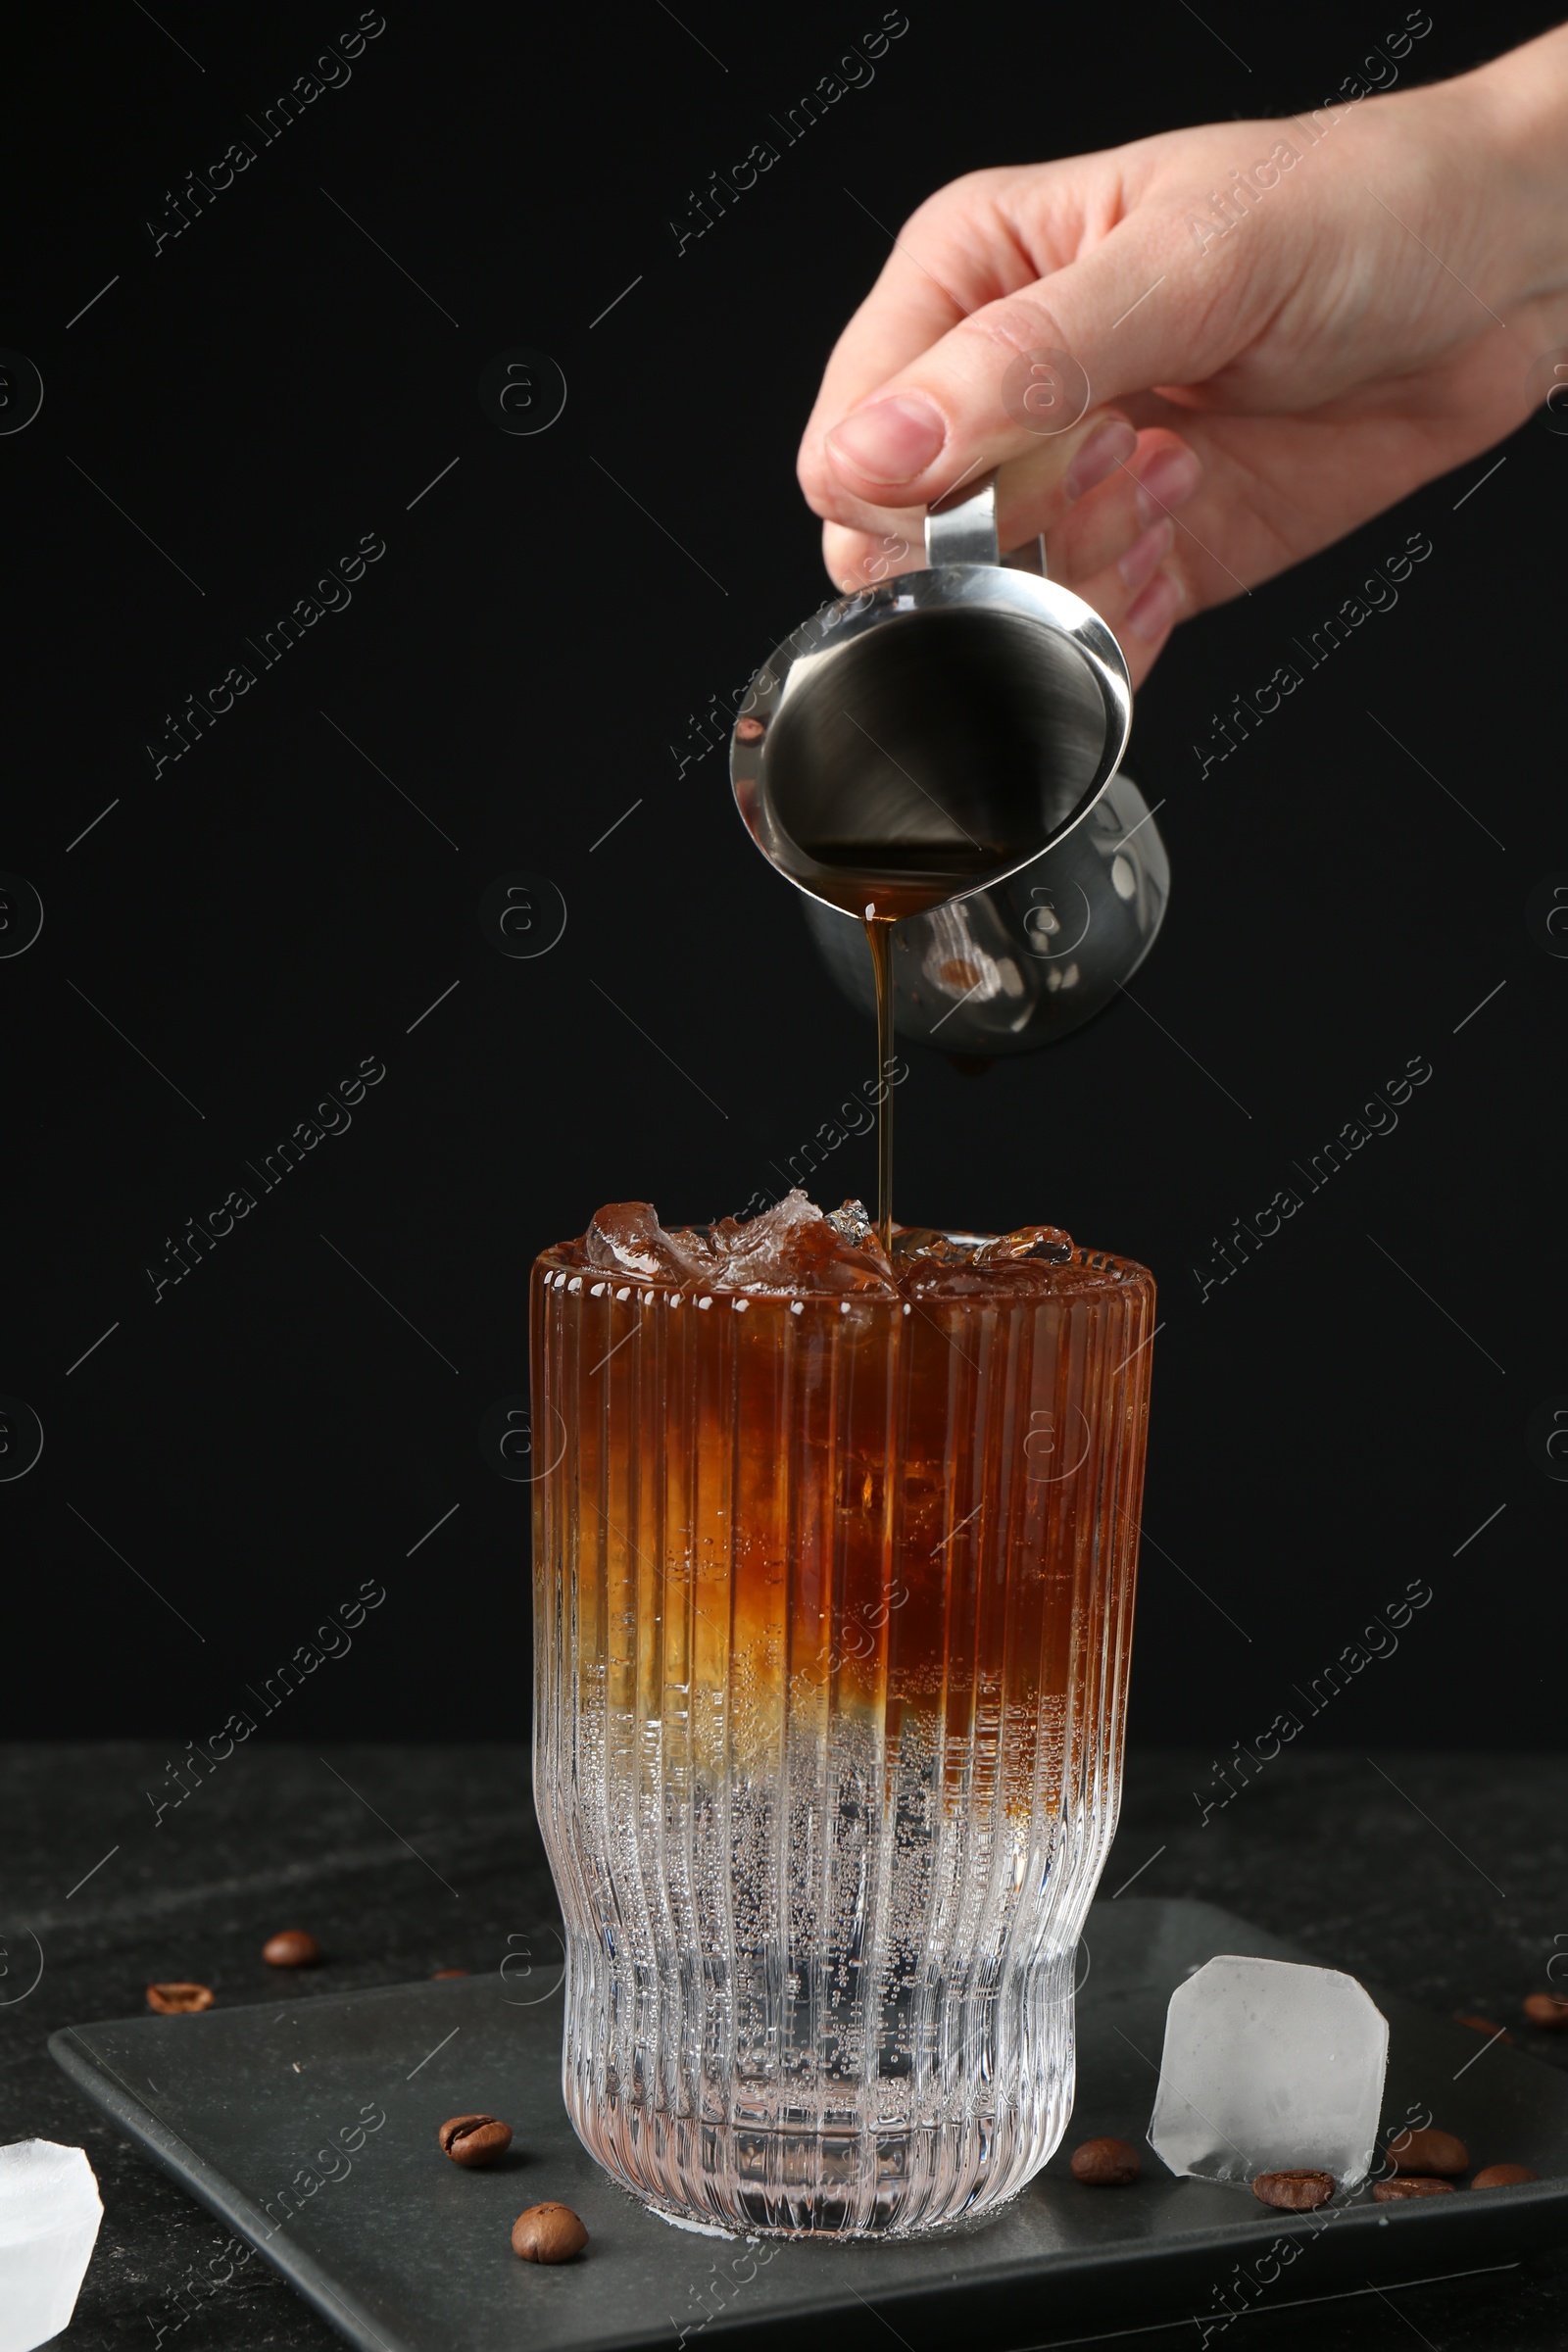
[531,1194,1155,2236]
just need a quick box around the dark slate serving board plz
[50,1897,1568,2352]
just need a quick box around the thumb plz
[818,223,1225,511]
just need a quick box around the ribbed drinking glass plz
[531,1235,1154,2235]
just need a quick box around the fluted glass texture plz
[531,1242,1154,2235]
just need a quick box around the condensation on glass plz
[531,1238,1154,2236]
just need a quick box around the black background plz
[3,0,1562,1754]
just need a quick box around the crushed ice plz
[579,1192,1079,1298]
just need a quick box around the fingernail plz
[1126,571,1181,644]
[1064,416,1137,502]
[1118,517,1173,594]
[1135,444,1202,531]
[825,395,947,484]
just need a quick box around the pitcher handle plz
[924,469,1047,577]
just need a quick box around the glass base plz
[564,2028,1077,2237]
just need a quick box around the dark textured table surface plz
[4,1742,1565,2350]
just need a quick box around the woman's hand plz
[798,26,1568,686]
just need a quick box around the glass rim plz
[532,1233,1153,1307]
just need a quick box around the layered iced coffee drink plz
[531,1189,1154,2236]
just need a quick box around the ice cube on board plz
[1148,1955,1389,2190]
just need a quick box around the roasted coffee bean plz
[511,2203,588,2262]
[734,716,765,745]
[1524,1993,1568,2030]
[1472,2162,1539,2187]
[146,1982,215,2014]
[438,2113,513,2167]
[1069,2136,1141,2185]
[1387,2126,1468,2177]
[1372,2176,1454,2201]
[1453,2013,1512,2043]
[1252,2170,1335,2212]
[431,1967,469,1979]
[262,1930,320,1968]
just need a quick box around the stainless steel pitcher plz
[730,469,1168,1051]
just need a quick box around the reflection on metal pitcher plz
[802,769,1169,1055]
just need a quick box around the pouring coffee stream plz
[866,912,896,1253]
[731,468,1136,1253]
